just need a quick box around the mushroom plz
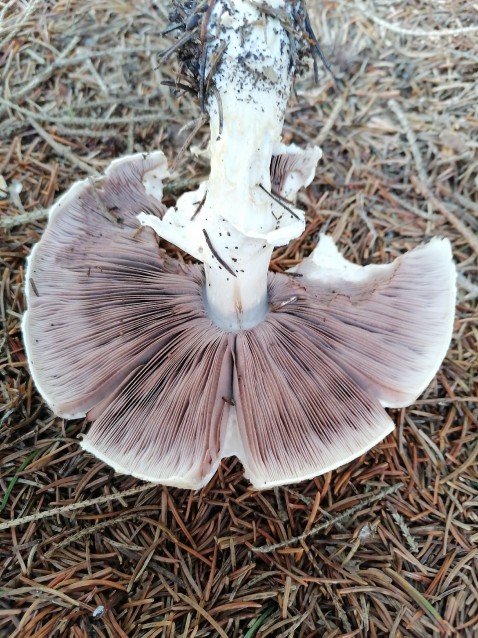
[23,0,456,489]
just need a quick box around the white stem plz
[201,0,293,328]
[139,1,314,330]
[204,244,272,331]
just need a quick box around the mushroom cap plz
[23,154,456,489]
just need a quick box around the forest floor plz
[1,1,477,636]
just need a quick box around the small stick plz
[45,509,164,558]
[412,176,478,256]
[315,96,344,145]
[159,31,196,61]
[203,229,237,277]
[252,483,402,553]
[171,114,209,170]
[388,99,429,190]
[356,1,478,38]
[199,43,209,112]
[160,79,197,95]
[0,98,164,126]
[191,191,207,221]
[160,23,182,36]
[199,0,218,111]
[258,183,299,220]
[0,208,48,229]
[303,11,334,78]
[0,484,156,531]
[0,37,80,120]
[27,117,99,177]
[205,41,227,98]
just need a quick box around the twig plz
[161,79,197,95]
[440,442,478,484]
[252,483,402,553]
[258,183,299,220]
[171,114,209,170]
[387,97,478,249]
[203,229,237,277]
[388,97,431,230]
[0,98,161,126]
[0,44,162,120]
[388,505,419,554]
[457,272,478,301]
[315,96,344,145]
[0,0,44,49]
[204,41,227,102]
[356,2,478,38]
[388,99,428,188]
[198,0,218,112]
[45,508,163,557]
[0,484,155,531]
[436,185,478,231]
[27,118,100,176]
[0,38,80,119]
[303,9,335,80]
[411,176,478,255]
[160,31,197,62]
[191,190,207,220]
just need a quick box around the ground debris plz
[1,1,477,637]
